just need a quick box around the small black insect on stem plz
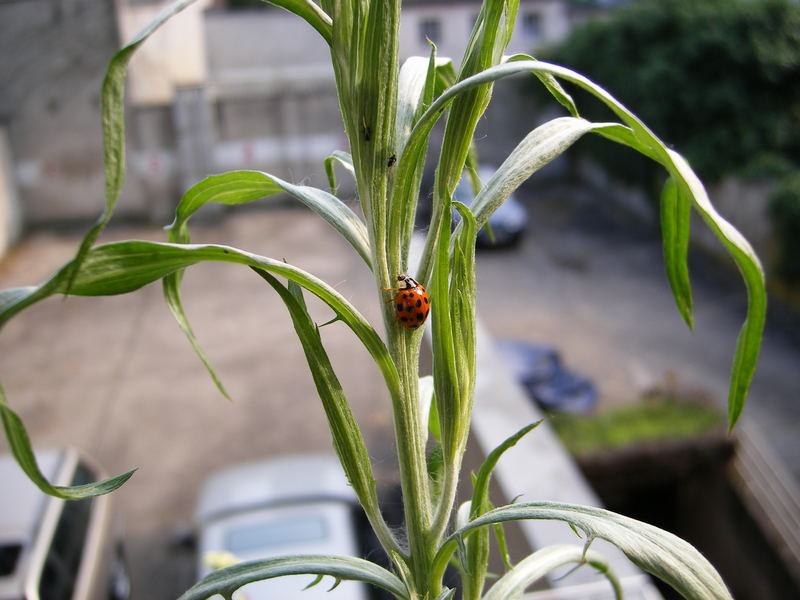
[363,124,371,141]
[387,154,396,168]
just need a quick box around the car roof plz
[0,449,64,544]
[195,454,357,523]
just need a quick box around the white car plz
[194,454,371,600]
[0,448,129,600]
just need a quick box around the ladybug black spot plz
[416,313,424,321]
[424,297,429,304]
[396,303,403,311]
[400,317,408,322]
[416,299,422,307]
[407,305,414,312]
[403,293,410,298]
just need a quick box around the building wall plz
[400,0,570,64]
[116,0,212,105]
[0,0,121,226]
[202,8,343,190]
[0,0,591,238]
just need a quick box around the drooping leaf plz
[465,117,603,237]
[504,53,578,117]
[252,270,399,556]
[0,384,135,499]
[0,241,401,407]
[162,272,230,399]
[166,170,371,268]
[482,544,622,600]
[67,0,198,292]
[660,177,694,328]
[433,502,733,600]
[406,57,764,429]
[177,555,408,600]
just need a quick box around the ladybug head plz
[397,274,418,289]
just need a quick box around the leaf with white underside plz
[177,555,407,600]
[433,502,732,600]
[482,545,622,600]
[167,170,371,268]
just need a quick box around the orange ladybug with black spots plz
[386,274,430,330]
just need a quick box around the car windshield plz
[224,515,327,555]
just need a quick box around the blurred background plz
[0,1,798,599]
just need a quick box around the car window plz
[225,515,327,555]
[38,463,95,600]
[0,543,22,576]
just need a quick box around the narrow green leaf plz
[434,502,733,600]
[263,0,332,45]
[391,51,459,272]
[162,273,230,399]
[67,0,198,292]
[177,555,408,600]
[0,242,402,411]
[660,177,694,328]
[166,171,371,268]
[252,269,398,556]
[430,191,458,463]
[0,384,135,500]
[431,202,479,544]
[302,574,324,591]
[504,53,578,117]
[471,421,542,519]
[465,117,600,237]
[408,58,764,429]
[482,545,622,600]
[493,521,513,571]
[665,152,765,430]
[397,56,434,155]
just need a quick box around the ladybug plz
[386,274,430,330]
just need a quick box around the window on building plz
[521,12,542,40]
[419,18,442,44]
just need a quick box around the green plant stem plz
[387,326,435,597]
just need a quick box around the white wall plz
[116,0,213,106]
